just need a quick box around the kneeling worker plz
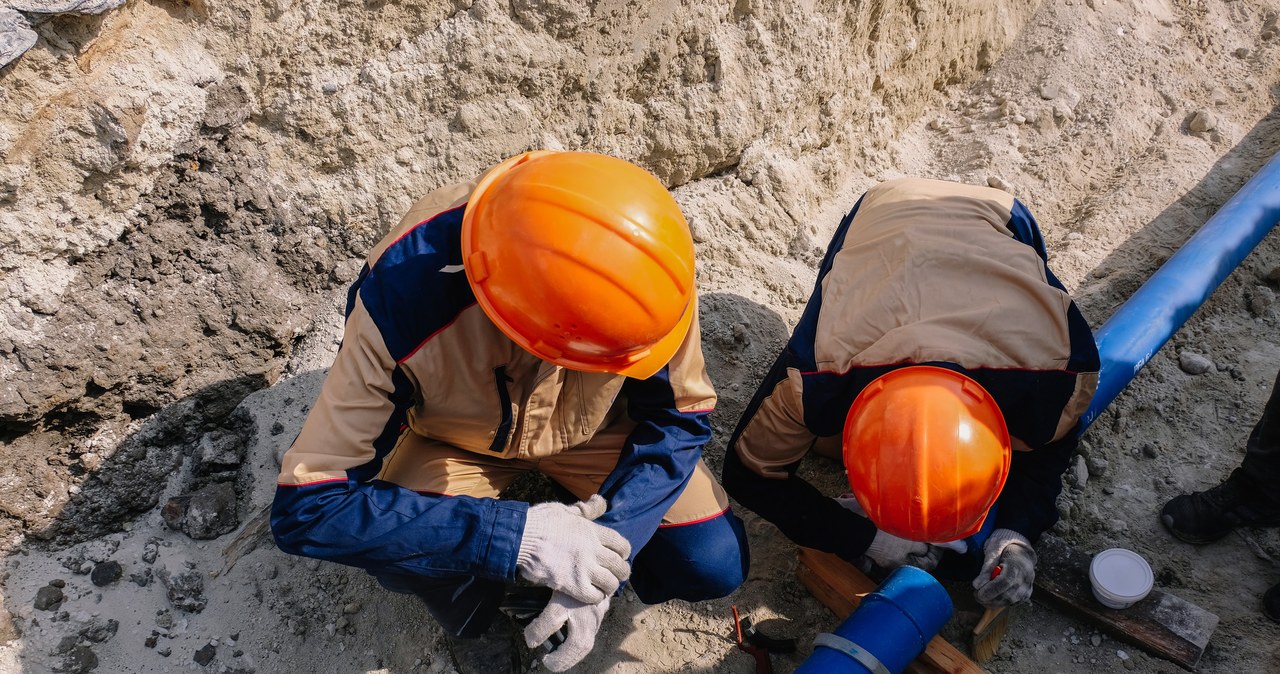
[272,151,749,672]
[724,177,1099,609]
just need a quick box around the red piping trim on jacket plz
[277,477,348,488]
[798,363,1084,377]
[657,506,729,528]
[397,301,478,365]
[384,205,467,252]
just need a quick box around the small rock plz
[145,635,158,648]
[53,635,79,655]
[342,602,361,614]
[1142,443,1158,458]
[1070,455,1089,487]
[1188,110,1216,133]
[50,579,67,588]
[193,430,246,477]
[194,643,217,666]
[79,618,118,643]
[1247,285,1274,316]
[158,645,172,657]
[90,561,122,587]
[987,176,1012,192]
[162,483,240,540]
[142,541,159,565]
[35,585,65,611]
[1092,634,1103,647]
[55,645,98,674]
[1178,351,1213,375]
[1234,47,1250,58]
[158,567,207,613]
[1086,457,1109,477]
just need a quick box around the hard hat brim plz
[611,294,695,380]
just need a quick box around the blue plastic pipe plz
[1080,152,1280,432]
[794,565,953,674]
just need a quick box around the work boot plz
[1264,583,1280,623]
[1160,469,1280,545]
[445,615,529,674]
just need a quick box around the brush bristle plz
[971,607,1011,664]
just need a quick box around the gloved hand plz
[973,528,1037,607]
[834,493,867,516]
[517,494,631,604]
[837,495,939,571]
[524,592,611,672]
[865,529,938,571]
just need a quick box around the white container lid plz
[1090,548,1154,600]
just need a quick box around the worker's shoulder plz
[866,176,1016,207]
[367,179,477,267]
[400,180,475,227]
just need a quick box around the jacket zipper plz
[488,365,515,453]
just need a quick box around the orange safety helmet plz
[842,365,1012,542]
[462,150,696,379]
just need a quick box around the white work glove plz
[834,493,867,516]
[516,495,631,604]
[865,529,939,571]
[836,494,939,571]
[524,592,611,672]
[973,528,1037,608]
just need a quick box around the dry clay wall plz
[0,0,1037,550]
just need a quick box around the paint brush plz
[971,565,1011,663]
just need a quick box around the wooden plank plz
[797,547,986,674]
[1033,535,1219,671]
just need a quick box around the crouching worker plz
[723,177,1099,610]
[272,151,749,673]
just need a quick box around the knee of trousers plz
[631,508,750,604]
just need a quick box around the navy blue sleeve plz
[722,449,878,562]
[272,480,527,580]
[593,369,709,557]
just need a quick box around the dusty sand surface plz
[2,0,1280,673]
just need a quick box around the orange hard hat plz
[842,365,1011,542]
[462,150,695,379]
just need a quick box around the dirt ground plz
[3,0,1280,673]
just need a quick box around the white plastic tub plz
[1089,548,1154,609]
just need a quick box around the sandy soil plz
[2,0,1280,673]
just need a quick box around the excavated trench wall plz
[0,0,1037,549]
